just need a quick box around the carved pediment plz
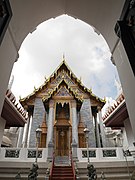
[51,71,75,86]
[51,74,62,85]
[55,86,72,97]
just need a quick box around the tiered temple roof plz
[20,59,105,108]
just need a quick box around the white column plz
[71,100,78,145]
[124,118,135,148]
[22,121,29,148]
[27,115,33,147]
[22,122,27,147]
[0,117,6,146]
[22,106,31,148]
[20,106,28,148]
[46,100,54,147]
[98,106,106,147]
[94,113,101,147]
[17,127,24,147]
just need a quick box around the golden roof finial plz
[34,86,37,92]
[44,76,47,81]
[62,53,65,62]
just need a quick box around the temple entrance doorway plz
[54,102,71,156]
[55,126,69,156]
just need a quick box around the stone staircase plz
[49,156,75,180]
[50,166,75,180]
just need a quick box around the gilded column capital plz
[71,100,76,108]
[24,105,28,111]
[97,106,101,112]
[49,99,55,108]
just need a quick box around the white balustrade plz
[77,147,134,162]
[0,148,48,162]
[0,147,134,163]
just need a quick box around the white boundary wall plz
[0,147,134,163]
[77,147,134,162]
[0,148,48,162]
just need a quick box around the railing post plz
[49,152,55,180]
[47,141,54,162]
[19,148,27,161]
[72,140,78,161]
[70,151,76,180]
[0,148,6,160]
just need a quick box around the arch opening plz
[11,14,120,101]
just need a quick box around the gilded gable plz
[50,71,75,86]
[55,86,72,97]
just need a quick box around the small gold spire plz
[34,86,36,91]
[62,53,65,62]
[44,76,47,81]
[90,86,92,92]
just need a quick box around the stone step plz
[52,177,74,180]
[51,165,74,179]
[52,174,74,177]
[0,161,134,179]
[53,169,73,172]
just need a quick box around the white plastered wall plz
[0,117,6,145]
[123,118,135,148]
[113,41,135,139]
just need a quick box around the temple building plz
[0,69,135,179]
[1,0,135,178]
[19,59,105,156]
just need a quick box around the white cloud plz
[11,15,120,100]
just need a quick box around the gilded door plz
[56,127,69,156]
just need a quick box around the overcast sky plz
[11,15,120,100]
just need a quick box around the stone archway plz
[1,0,135,145]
